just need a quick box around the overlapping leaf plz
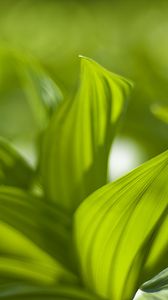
[74,150,168,300]
[0,137,34,188]
[0,284,99,300]
[134,268,168,299]
[0,186,76,283]
[41,56,132,212]
[0,220,72,285]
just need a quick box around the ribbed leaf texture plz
[41,56,132,212]
[75,150,168,300]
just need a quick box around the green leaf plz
[142,267,168,293]
[17,52,63,130]
[0,283,99,299]
[0,137,34,188]
[74,150,168,300]
[0,186,76,283]
[41,56,133,212]
[0,221,73,285]
[134,268,168,299]
[0,48,62,141]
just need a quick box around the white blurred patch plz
[133,290,144,299]
[108,137,146,181]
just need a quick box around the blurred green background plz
[0,0,168,175]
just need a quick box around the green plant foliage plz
[2,0,168,157]
[0,53,167,300]
[75,150,168,300]
[0,137,34,188]
[41,56,133,213]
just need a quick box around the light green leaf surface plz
[0,284,99,300]
[41,56,133,212]
[74,150,168,300]
[0,137,34,188]
[134,268,168,299]
[0,186,76,284]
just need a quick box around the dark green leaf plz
[134,268,168,299]
[0,283,99,300]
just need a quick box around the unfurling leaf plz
[74,150,168,300]
[41,56,133,212]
